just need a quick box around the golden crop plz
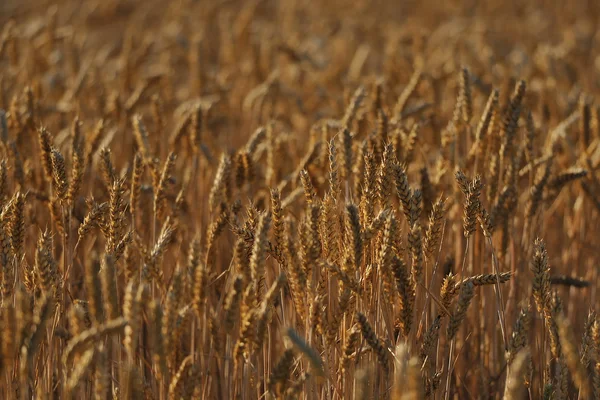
[0,0,599,399]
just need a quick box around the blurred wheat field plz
[1,0,600,399]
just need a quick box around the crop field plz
[0,0,600,399]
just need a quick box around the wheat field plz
[0,0,600,399]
